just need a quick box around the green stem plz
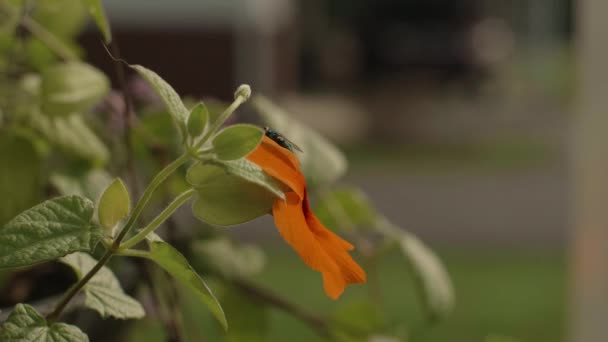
[119,189,196,250]
[112,153,189,248]
[21,16,77,61]
[44,85,250,323]
[116,248,151,258]
[193,91,248,150]
[46,249,113,322]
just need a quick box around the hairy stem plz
[119,188,196,250]
[46,249,113,322]
[112,153,189,248]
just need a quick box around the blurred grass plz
[343,141,556,174]
[126,245,565,342]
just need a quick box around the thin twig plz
[108,40,139,197]
[231,278,331,337]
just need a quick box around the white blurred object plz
[278,93,369,144]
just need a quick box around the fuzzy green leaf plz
[41,62,109,116]
[97,178,130,234]
[252,95,347,185]
[130,64,189,139]
[187,162,279,226]
[32,113,109,165]
[193,238,265,278]
[0,134,42,227]
[81,0,111,43]
[60,252,145,319]
[211,124,263,161]
[389,227,454,319]
[188,159,284,200]
[0,195,101,269]
[50,169,113,200]
[0,304,88,341]
[187,102,208,138]
[143,239,227,330]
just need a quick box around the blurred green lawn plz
[127,245,565,342]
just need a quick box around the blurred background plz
[78,1,573,340]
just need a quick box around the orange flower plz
[247,136,366,299]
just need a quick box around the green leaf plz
[211,124,263,161]
[252,95,347,185]
[187,162,279,226]
[50,169,113,199]
[130,64,189,139]
[0,304,88,341]
[41,62,110,116]
[187,102,208,138]
[315,186,378,232]
[0,195,101,269]
[31,0,87,39]
[142,239,227,330]
[388,227,454,320]
[81,0,111,43]
[97,178,130,234]
[193,238,265,278]
[60,252,145,319]
[188,159,285,200]
[0,134,42,226]
[32,113,109,165]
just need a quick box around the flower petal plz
[247,136,305,199]
[273,192,366,299]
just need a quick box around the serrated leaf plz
[60,252,145,319]
[315,186,378,232]
[386,226,454,320]
[41,62,109,116]
[0,195,101,269]
[130,64,189,139]
[193,238,265,278]
[32,113,109,165]
[97,178,130,233]
[81,0,111,43]
[187,163,278,226]
[142,239,227,330]
[252,95,347,185]
[0,134,42,226]
[212,124,263,161]
[187,102,208,138]
[0,304,88,341]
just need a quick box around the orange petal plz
[273,192,366,299]
[248,136,305,199]
[272,192,335,273]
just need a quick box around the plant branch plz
[119,188,196,250]
[112,152,189,248]
[21,16,77,61]
[109,39,139,196]
[231,278,331,337]
[46,249,113,322]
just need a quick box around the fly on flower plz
[247,133,366,299]
[264,126,303,153]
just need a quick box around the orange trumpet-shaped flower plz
[247,136,366,299]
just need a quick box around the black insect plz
[264,126,303,153]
